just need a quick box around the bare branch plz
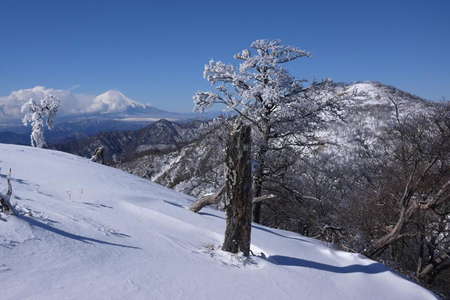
[190,186,225,213]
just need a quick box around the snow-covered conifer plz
[21,95,60,148]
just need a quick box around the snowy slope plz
[0,144,437,300]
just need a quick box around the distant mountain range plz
[1,81,439,152]
[0,87,218,145]
[53,119,203,160]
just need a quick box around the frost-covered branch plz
[193,39,347,223]
[193,39,311,121]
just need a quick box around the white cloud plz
[0,86,150,119]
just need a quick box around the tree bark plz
[222,123,253,256]
[253,121,270,223]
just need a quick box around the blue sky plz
[1,0,449,112]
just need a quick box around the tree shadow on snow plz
[198,212,225,219]
[0,174,27,185]
[267,255,387,274]
[163,200,185,208]
[198,212,311,243]
[17,215,140,249]
[252,225,312,243]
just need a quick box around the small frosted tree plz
[91,146,105,164]
[193,39,343,223]
[21,95,60,148]
[0,168,15,216]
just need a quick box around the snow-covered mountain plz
[318,81,436,159]
[0,143,437,299]
[87,90,153,114]
[113,81,439,196]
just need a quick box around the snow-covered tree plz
[193,39,344,222]
[21,95,60,148]
[91,146,105,164]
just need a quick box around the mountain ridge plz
[110,80,439,194]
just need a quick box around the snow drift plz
[0,144,437,300]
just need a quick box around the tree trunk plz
[222,123,253,256]
[252,158,264,223]
[253,122,270,224]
